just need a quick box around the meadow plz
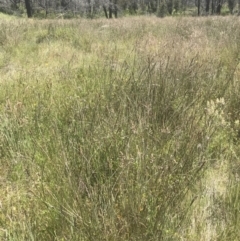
[0,15,240,240]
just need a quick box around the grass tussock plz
[0,16,240,241]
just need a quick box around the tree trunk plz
[238,0,240,15]
[25,0,32,18]
[206,0,210,13]
[211,0,214,14]
[109,6,113,18]
[103,0,118,19]
[45,0,48,17]
[113,0,118,18]
[197,0,201,15]
[216,0,222,14]
[114,7,118,18]
[103,5,108,18]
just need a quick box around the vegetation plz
[0,16,240,240]
[1,0,240,18]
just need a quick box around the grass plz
[0,12,19,20]
[0,16,240,240]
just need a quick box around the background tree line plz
[0,0,239,18]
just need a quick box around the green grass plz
[0,16,240,241]
[0,12,19,20]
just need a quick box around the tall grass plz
[0,16,240,240]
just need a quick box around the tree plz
[197,0,201,15]
[227,0,235,14]
[206,0,210,13]
[102,0,118,18]
[211,0,215,14]
[25,0,32,17]
[10,0,20,10]
[148,0,158,12]
[167,0,173,14]
[216,0,222,14]
[238,0,240,15]
[128,0,138,13]
[173,0,180,13]
[157,0,167,17]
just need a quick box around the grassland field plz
[0,15,240,241]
